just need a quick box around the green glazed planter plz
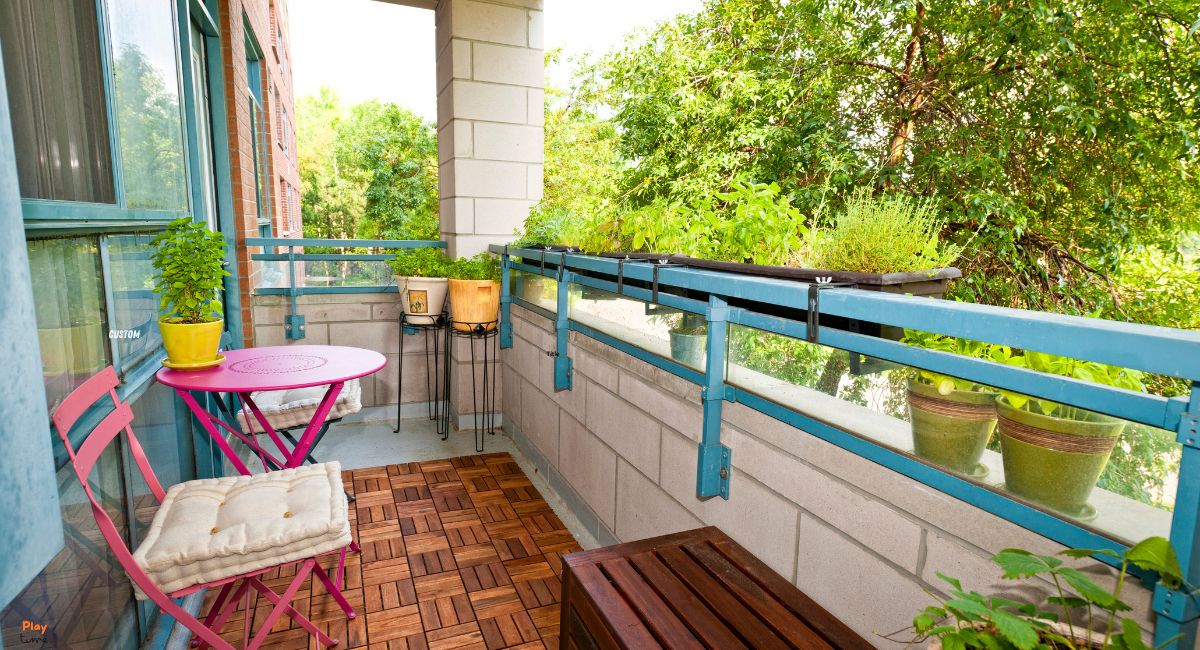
[669,331,706,369]
[997,398,1125,519]
[907,380,998,477]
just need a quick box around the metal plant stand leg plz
[395,311,450,437]
[452,321,499,453]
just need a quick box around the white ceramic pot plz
[397,276,448,325]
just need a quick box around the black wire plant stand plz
[394,310,451,438]
[450,320,499,453]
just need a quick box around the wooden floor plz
[205,453,583,650]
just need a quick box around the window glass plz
[107,0,189,211]
[28,237,111,410]
[0,445,137,649]
[0,0,115,202]
[128,381,194,543]
[107,234,162,370]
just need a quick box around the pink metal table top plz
[157,345,386,477]
[156,345,385,392]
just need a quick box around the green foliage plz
[388,248,449,278]
[448,253,501,281]
[804,190,962,273]
[902,331,1013,394]
[996,351,1146,419]
[514,205,588,248]
[150,218,228,324]
[912,537,1185,649]
[297,88,438,244]
[617,177,807,265]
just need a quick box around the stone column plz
[435,0,544,259]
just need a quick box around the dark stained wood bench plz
[559,526,871,649]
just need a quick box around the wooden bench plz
[560,526,870,649]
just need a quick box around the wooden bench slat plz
[571,563,662,648]
[656,545,791,650]
[599,557,702,649]
[626,551,749,650]
[682,541,830,649]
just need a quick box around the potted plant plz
[909,536,1184,649]
[389,248,450,325]
[995,352,1145,519]
[447,252,502,332]
[902,331,1007,477]
[151,217,229,368]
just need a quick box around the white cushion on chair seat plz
[132,462,352,597]
[238,379,362,434]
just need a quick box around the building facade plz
[0,0,298,646]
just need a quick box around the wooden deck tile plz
[196,453,575,650]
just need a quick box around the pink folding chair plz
[51,367,358,649]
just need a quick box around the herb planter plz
[396,275,448,325]
[997,398,1125,519]
[449,279,500,332]
[907,380,997,477]
[159,318,223,367]
[669,331,706,368]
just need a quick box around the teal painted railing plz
[491,244,1200,648]
[246,237,444,339]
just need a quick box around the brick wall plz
[219,0,299,347]
[501,304,1163,646]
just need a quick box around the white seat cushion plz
[238,379,362,434]
[132,462,352,597]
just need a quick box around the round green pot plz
[907,379,998,476]
[669,330,706,369]
[997,398,1125,518]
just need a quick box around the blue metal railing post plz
[283,243,305,340]
[553,265,573,391]
[696,295,732,499]
[500,253,513,349]
[1157,382,1200,649]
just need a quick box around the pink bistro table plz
[156,345,386,477]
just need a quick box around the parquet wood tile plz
[197,453,580,650]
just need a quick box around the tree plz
[598,0,1200,313]
[296,88,438,243]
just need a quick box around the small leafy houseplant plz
[994,352,1146,518]
[902,331,1011,477]
[913,536,1185,650]
[151,217,229,367]
[447,253,502,332]
[389,248,451,325]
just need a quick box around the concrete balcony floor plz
[196,409,592,650]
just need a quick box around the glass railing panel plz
[725,323,1179,545]
[512,269,557,314]
[570,283,708,373]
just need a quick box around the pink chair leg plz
[195,580,251,650]
[312,561,357,620]
[246,576,336,646]
[191,581,236,648]
[246,560,320,650]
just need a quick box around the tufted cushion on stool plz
[238,379,362,434]
[131,462,352,597]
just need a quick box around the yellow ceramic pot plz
[159,318,224,365]
[448,279,500,332]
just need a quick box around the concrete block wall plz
[435,0,544,258]
[501,305,1163,647]
[250,292,501,425]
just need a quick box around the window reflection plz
[0,0,115,202]
[0,446,136,650]
[108,234,162,369]
[28,238,110,410]
[107,0,188,211]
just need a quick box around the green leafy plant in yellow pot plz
[995,352,1146,519]
[902,331,1011,477]
[151,217,229,367]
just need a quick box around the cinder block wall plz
[501,305,1162,646]
[251,292,500,420]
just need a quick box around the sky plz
[289,0,705,121]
